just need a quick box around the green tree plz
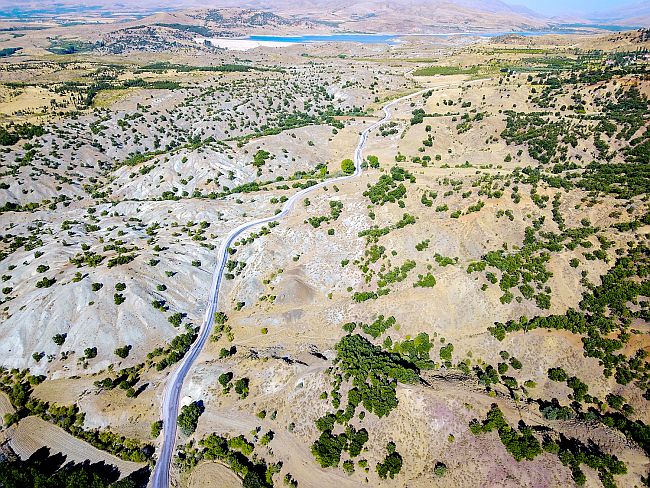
[376,444,403,479]
[52,334,66,346]
[341,158,355,175]
[548,367,568,382]
[114,345,131,358]
[151,420,163,438]
[177,401,203,436]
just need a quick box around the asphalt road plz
[150,86,436,488]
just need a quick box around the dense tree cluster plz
[470,404,542,462]
[341,315,397,339]
[490,243,650,396]
[389,332,435,369]
[363,166,415,205]
[470,214,605,308]
[149,325,198,371]
[311,424,368,469]
[375,442,403,479]
[472,403,628,488]
[501,111,571,165]
[176,432,277,488]
[0,122,45,146]
[310,331,426,476]
[334,334,419,417]
[177,401,204,436]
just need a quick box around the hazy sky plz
[508,0,625,16]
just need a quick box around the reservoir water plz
[245,27,636,45]
[247,34,400,44]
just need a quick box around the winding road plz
[150,85,450,487]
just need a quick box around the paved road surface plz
[150,84,461,487]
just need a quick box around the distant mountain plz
[587,1,650,26]
[186,0,551,32]
[3,0,646,31]
[0,0,549,31]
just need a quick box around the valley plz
[0,3,648,488]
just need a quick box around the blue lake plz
[247,26,637,45]
[247,34,400,44]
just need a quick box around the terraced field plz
[0,391,13,418]
[6,416,145,478]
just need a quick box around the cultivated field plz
[6,416,145,477]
